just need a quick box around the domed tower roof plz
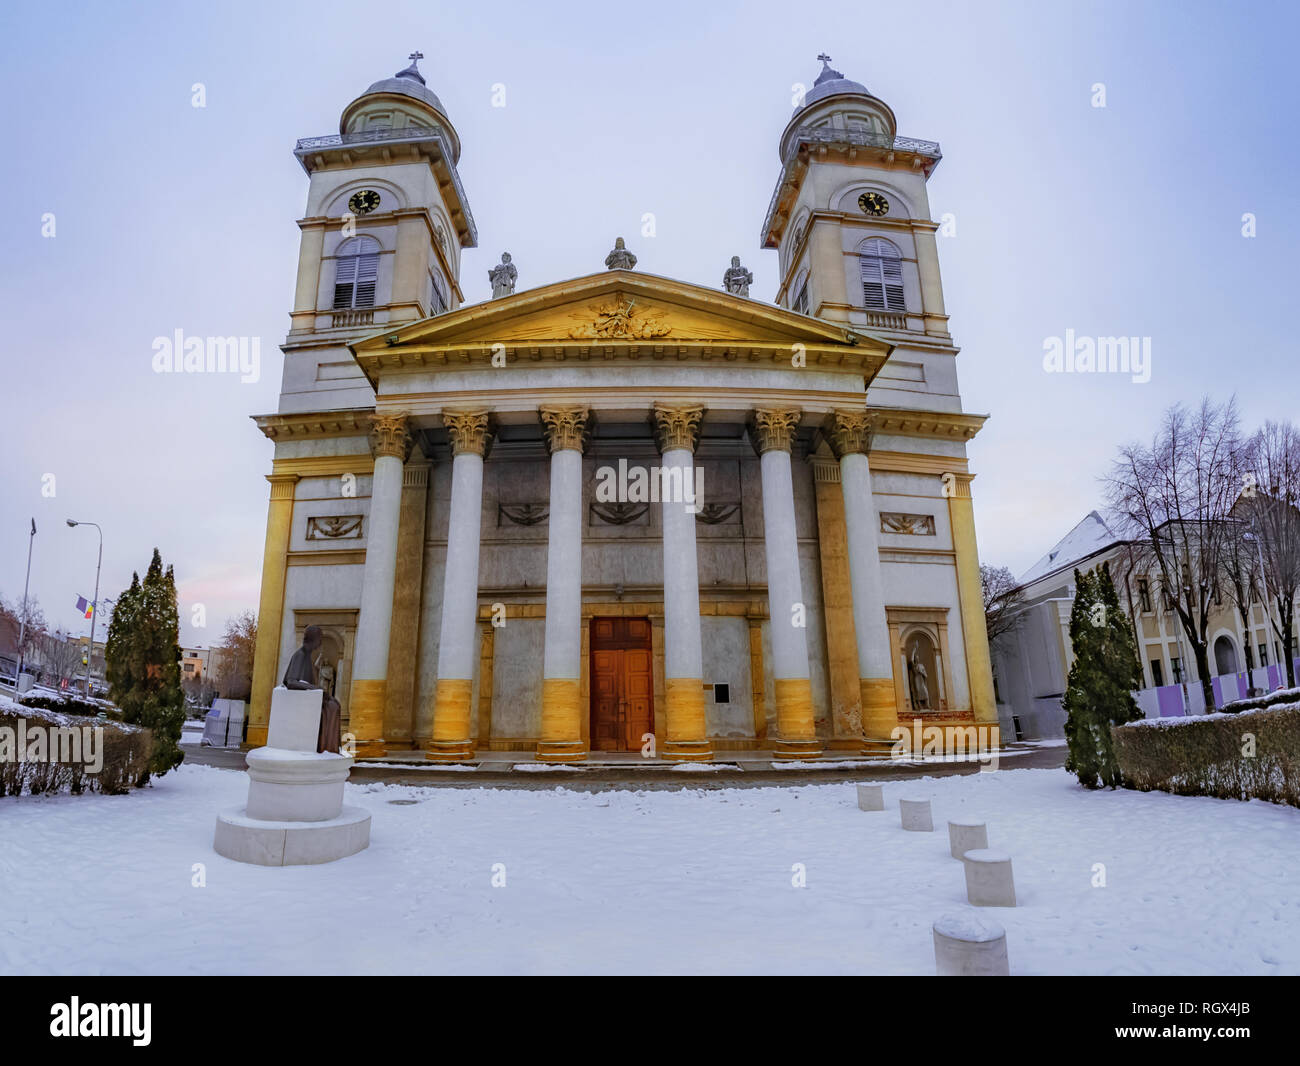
[339,51,461,163]
[356,53,448,118]
[795,54,873,114]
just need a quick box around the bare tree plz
[981,565,1025,648]
[37,628,83,689]
[1246,420,1300,687]
[0,594,48,664]
[1220,511,1260,672]
[1104,397,1247,711]
[216,610,257,701]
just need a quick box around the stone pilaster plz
[383,460,430,748]
[945,472,998,726]
[247,473,299,747]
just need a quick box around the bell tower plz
[761,55,963,409]
[279,53,478,413]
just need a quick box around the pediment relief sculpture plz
[567,296,671,341]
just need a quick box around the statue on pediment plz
[722,255,753,297]
[489,252,517,299]
[605,237,637,270]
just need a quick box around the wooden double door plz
[589,617,654,751]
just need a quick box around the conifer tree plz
[1063,562,1144,788]
[105,549,186,784]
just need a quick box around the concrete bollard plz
[856,783,884,811]
[899,797,933,832]
[948,818,989,859]
[932,911,1010,976]
[962,848,1017,906]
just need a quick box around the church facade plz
[246,53,997,760]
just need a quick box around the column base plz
[246,726,268,748]
[425,678,475,762]
[537,678,586,762]
[859,677,899,753]
[347,679,387,760]
[773,678,821,760]
[664,678,713,762]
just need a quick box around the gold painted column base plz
[347,678,388,759]
[425,677,475,762]
[773,677,821,760]
[537,677,587,763]
[859,677,899,754]
[246,726,268,748]
[663,678,713,762]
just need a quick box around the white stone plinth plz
[963,848,1017,906]
[932,911,1009,976]
[948,818,989,859]
[266,686,322,752]
[856,783,884,811]
[245,748,353,822]
[214,805,371,866]
[899,797,933,831]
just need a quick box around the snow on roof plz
[1018,510,1123,586]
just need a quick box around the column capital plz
[749,408,802,455]
[827,409,876,458]
[540,405,591,454]
[942,471,975,499]
[369,411,413,461]
[442,409,493,458]
[265,472,300,501]
[652,404,705,454]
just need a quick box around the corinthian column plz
[537,405,590,763]
[751,408,821,759]
[348,412,412,757]
[426,410,493,762]
[652,404,712,762]
[828,410,897,747]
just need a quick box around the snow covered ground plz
[2,763,1297,975]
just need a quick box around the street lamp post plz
[67,519,103,699]
[12,519,36,693]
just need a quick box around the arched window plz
[333,236,380,310]
[430,272,447,315]
[792,271,810,315]
[859,238,905,312]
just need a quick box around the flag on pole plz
[76,596,94,619]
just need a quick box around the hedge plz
[1220,686,1300,715]
[1112,702,1300,808]
[0,701,153,797]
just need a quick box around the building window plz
[1259,643,1269,667]
[430,273,447,315]
[793,277,809,315]
[333,236,381,310]
[1171,657,1183,684]
[1150,659,1163,687]
[859,237,905,312]
[1137,578,1151,613]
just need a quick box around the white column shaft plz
[661,447,703,679]
[840,452,893,678]
[760,448,811,681]
[352,453,404,680]
[435,452,485,682]
[543,448,583,679]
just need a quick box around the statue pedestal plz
[213,686,371,866]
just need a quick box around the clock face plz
[858,191,889,217]
[348,189,381,215]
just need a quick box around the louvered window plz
[333,237,381,310]
[793,278,809,315]
[859,238,905,312]
[430,273,447,315]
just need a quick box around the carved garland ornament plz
[306,515,363,540]
[750,408,802,454]
[442,409,492,457]
[652,404,705,454]
[369,412,412,461]
[540,405,590,454]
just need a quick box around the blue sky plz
[1,0,1297,646]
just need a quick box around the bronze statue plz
[282,625,341,753]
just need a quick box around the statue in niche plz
[722,255,753,297]
[604,236,637,270]
[282,625,341,753]
[489,252,517,298]
[907,642,931,711]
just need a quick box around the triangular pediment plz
[352,270,889,353]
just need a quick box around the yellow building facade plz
[246,54,996,760]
